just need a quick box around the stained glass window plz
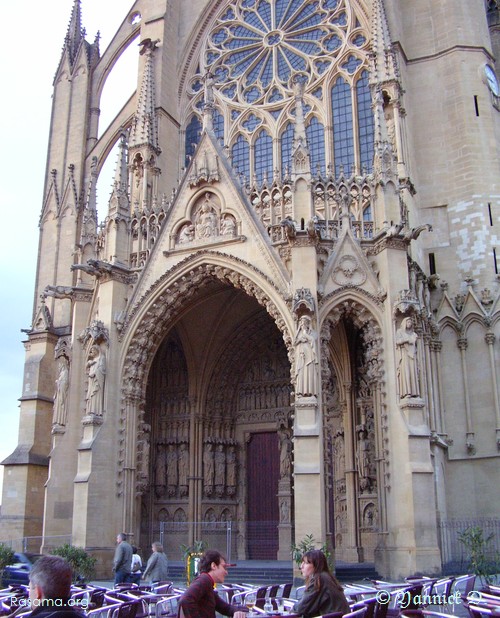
[185,115,202,167]
[281,122,294,177]
[332,77,354,176]
[306,117,326,177]
[231,134,250,182]
[356,71,374,173]
[213,109,225,144]
[185,0,374,183]
[203,0,358,108]
[254,130,274,184]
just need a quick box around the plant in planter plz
[458,526,499,585]
[180,540,208,585]
[0,543,15,585]
[291,535,334,572]
[52,544,97,584]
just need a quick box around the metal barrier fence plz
[0,536,72,553]
[159,521,233,562]
[438,518,500,573]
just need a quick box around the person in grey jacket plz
[113,533,133,586]
[142,541,169,583]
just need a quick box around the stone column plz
[485,332,500,449]
[293,395,326,544]
[342,382,361,561]
[458,337,475,453]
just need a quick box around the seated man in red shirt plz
[178,549,247,618]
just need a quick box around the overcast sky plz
[0,0,135,503]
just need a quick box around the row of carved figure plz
[53,343,107,427]
[52,314,421,429]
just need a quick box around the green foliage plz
[0,543,15,581]
[52,544,97,583]
[458,526,499,585]
[291,534,334,572]
[180,540,207,560]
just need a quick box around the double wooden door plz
[246,431,280,559]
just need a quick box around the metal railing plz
[0,535,72,553]
[159,521,233,562]
[438,518,500,573]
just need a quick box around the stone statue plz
[214,444,225,495]
[395,317,420,398]
[178,442,189,496]
[203,442,215,495]
[85,345,106,416]
[166,443,178,496]
[53,356,69,426]
[196,194,218,238]
[356,428,372,492]
[221,214,236,236]
[179,223,195,244]
[226,445,237,494]
[280,499,290,523]
[278,429,292,478]
[155,444,166,498]
[294,315,318,396]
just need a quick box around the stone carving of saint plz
[178,442,189,496]
[203,71,215,106]
[221,214,236,236]
[179,223,195,244]
[280,499,290,523]
[53,356,69,427]
[384,106,396,150]
[395,317,420,398]
[226,445,237,495]
[203,442,215,496]
[196,195,218,238]
[85,345,106,416]
[356,428,370,480]
[155,444,166,499]
[166,443,178,496]
[214,444,225,496]
[294,315,318,396]
[278,429,292,478]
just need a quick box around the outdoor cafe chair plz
[154,594,182,618]
[340,605,369,618]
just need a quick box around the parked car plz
[2,553,41,587]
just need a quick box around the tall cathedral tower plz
[1,0,499,579]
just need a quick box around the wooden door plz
[246,431,280,559]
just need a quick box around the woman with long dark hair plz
[293,550,350,618]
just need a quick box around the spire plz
[369,0,398,87]
[202,72,215,132]
[129,38,160,153]
[104,133,131,265]
[110,131,130,208]
[290,74,311,178]
[64,0,85,67]
[78,156,99,261]
[369,0,401,184]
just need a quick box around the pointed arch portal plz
[138,279,293,559]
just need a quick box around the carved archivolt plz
[121,250,290,338]
[320,300,388,486]
[119,256,292,493]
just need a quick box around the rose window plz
[201,0,364,108]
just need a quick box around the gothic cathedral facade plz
[1,0,500,579]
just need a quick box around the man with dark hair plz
[178,550,246,618]
[28,555,84,618]
[113,532,133,585]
